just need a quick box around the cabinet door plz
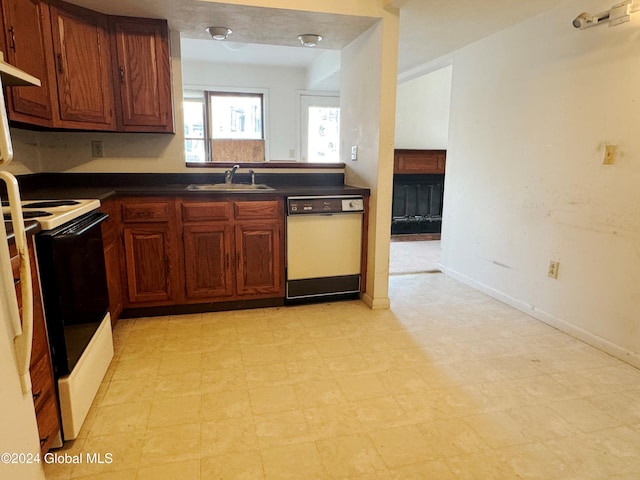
[235,222,283,296]
[0,0,57,126]
[110,16,173,133]
[123,225,176,304]
[49,0,115,130]
[183,224,233,299]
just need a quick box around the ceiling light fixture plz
[206,26,232,40]
[297,34,322,47]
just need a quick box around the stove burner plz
[22,200,80,209]
[4,211,53,221]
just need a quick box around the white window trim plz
[298,91,340,163]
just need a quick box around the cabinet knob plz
[119,66,125,83]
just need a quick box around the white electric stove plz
[2,199,101,230]
[3,196,113,441]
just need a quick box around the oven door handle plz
[55,212,109,238]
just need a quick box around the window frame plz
[183,86,269,163]
[183,94,209,163]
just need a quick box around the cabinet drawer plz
[234,201,280,220]
[122,202,171,222]
[182,202,231,222]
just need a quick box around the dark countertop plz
[16,183,370,202]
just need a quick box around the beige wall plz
[342,14,399,309]
[440,0,640,365]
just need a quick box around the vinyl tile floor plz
[44,273,640,479]
[389,240,441,275]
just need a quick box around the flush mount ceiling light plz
[297,34,322,47]
[206,26,232,40]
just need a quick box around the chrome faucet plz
[224,164,240,184]
[249,169,255,186]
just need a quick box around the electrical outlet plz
[289,149,296,159]
[351,146,358,161]
[603,144,617,165]
[548,260,559,279]
[91,140,104,157]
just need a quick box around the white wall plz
[182,60,308,161]
[394,65,452,149]
[440,0,640,365]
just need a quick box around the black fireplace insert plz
[392,173,444,235]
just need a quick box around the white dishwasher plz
[286,195,364,301]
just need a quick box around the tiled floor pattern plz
[45,273,640,479]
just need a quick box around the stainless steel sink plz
[186,183,274,192]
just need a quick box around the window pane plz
[307,106,340,163]
[184,99,204,138]
[210,94,262,140]
[185,139,206,163]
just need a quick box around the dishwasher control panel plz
[287,195,364,215]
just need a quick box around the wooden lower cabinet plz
[100,197,122,323]
[123,224,178,304]
[118,196,284,310]
[181,197,284,303]
[235,222,282,296]
[183,224,233,299]
[119,197,180,307]
[103,240,123,321]
[12,236,61,453]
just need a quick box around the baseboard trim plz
[438,263,640,370]
[362,293,391,310]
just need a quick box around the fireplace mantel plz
[394,149,446,175]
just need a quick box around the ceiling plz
[68,0,564,76]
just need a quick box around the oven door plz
[35,211,109,376]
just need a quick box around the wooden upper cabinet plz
[0,0,174,133]
[109,16,174,133]
[0,0,57,126]
[48,0,116,130]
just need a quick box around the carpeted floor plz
[389,240,441,275]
